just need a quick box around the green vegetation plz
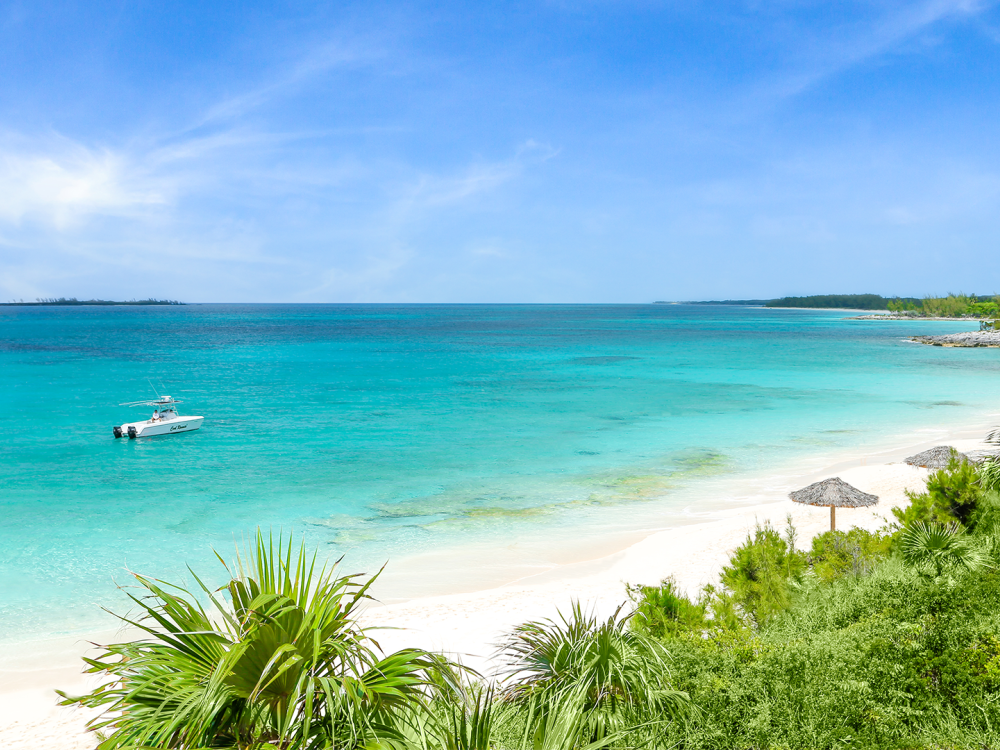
[765,294,900,310]
[755,293,1000,316]
[894,452,987,529]
[887,293,1000,317]
[625,452,1000,749]
[60,532,461,749]
[806,526,892,582]
[61,534,689,750]
[63,454,1000,749]
[498,603,689,744]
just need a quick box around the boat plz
[113,394,204,439]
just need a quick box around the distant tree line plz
[1,297,184,306]
[765,294,901,310]
[760,293,1000,316]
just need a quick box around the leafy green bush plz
[627,521,814,638]
[621,459,1000,748]
[807,527,892,582]
[886,293,1000,317]
[625,576,707,639]
[719,521,807,627]
[968,488,1000,535]
[647,561,1000,749]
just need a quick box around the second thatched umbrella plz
[789,477,878,531]
[904,446,968,470]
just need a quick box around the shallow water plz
[0,304,995,640]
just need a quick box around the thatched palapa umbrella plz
[789,477,878,531]
[904,446,968,470]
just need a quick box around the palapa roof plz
[789,477,878,508]
[904,446,968,470]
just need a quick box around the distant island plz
[671,293,999,317]
[1,297,184,306]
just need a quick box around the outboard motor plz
[113,426,123,439]
[127,425,137,439]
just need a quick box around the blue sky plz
[1,1,998,302]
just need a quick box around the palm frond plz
[60,529,461,750]
[900,521,985,581]
[497,601,689,747]
[978,457,1000,493]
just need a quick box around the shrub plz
[623,461,1000,748]
[497,602,689,743]
[648,561,1000,749]
[808,527,892,582]
[625,576,707,639]
[894,453,983,529]
[969,489,1000,534]
[719,521,807,627]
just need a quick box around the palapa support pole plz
[830,505,836,531]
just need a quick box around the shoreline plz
[845,314,988,322]
[358,462,923,672]
[2,419,995,748]
[364,412,999,604]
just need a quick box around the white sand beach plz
[0,431,992,749]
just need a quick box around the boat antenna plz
[147,378,161,398]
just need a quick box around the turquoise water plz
[1,304,996,641]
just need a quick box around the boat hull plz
[119,416,204,438]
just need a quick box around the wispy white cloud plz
[299,245,416,302]
[0,139,166,228]
[200,43,385,129]
[195,35,390,129]
[469,242,509,258]
[292,141,556,301]
[389,140,558,216]
[760,0,992,99]
[0,25,398,235]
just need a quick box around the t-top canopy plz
[120,396,182,408]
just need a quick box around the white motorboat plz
[113,394,203,439]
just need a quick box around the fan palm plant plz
[59,531,461,749]
[497,602,688,746]
[900,521,984,581]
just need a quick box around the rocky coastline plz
[846,314,988,321]
[911,330,1000,347]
